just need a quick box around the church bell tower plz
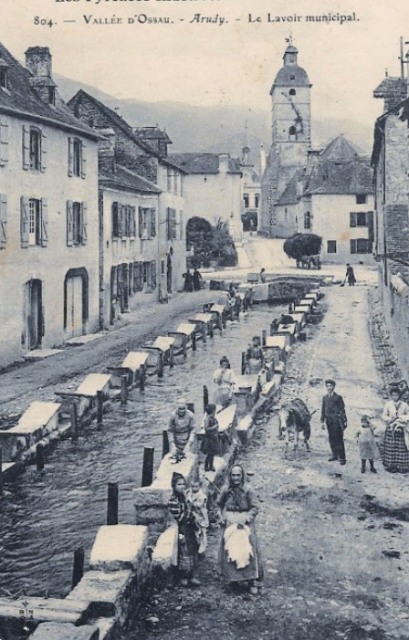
[270,40,312,165]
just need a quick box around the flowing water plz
[0,305,283,599]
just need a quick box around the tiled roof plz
[373,76,406,99]
[271,64,311,91]
[276,170,300,205]
[99,165,161,194]
[68,90,187,173]
[170,153,242,175]
[0,41,98,139]
[304,156,373,196]
[320,135,361,161]
[133,126,172,143]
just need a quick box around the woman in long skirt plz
[381,386,409,473]
[217,464,262,595]
[213,356,235,408]
[168,472,201,587]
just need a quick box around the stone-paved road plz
[129,283,409,640]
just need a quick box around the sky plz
[1,0,409,129]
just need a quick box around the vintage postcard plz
[1,0,409,639]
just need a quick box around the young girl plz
[357,415,379,473]
[186,479,209,556]
[201,404,220,472]
[213,357,235,408]
[168,472,201,587]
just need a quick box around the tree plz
[283,233,322,263]
[186,216,238,268]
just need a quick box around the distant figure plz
[201,403,220,472]
[346,264,356,286]
[245,336,264,375]
[193,268,203,291]
[183,269,193,292]
[249,220,255,237]
[259,268,266,283]
[168,398,195,462]
[213,356,235,408]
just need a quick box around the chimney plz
[260,144,266,175]
[218,153,230,173]
[98,128,116,173]
[25,46,56,105]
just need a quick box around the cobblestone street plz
[131,281,409,640]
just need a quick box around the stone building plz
[68,91,187,302]
[169,152,243,242]
[372,71,409,376]
[240,143,261,232]
[260,42,312,237]
[0,42,100,367]
[301,136,374,264]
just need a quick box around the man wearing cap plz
[321,379,348,465]
[168,399,196,462]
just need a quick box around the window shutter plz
[20,196,29,248]
[22,126,30,170]
[81,141,87,179]
[131,206,136,237]
[81,202,88,245]
[171,209,177,239]
[68,137,74,177]
[120,204,126,239]
[66,200,74,246]
[166,207,170,240]
[41,198,49,247]
[180,210,183,240]
[0,120,9,166]
[112,202,118,237]
[138,207,143,238]
[0,194,7,248]
[151,260,157,288]
[150,208,156,238]
[41,131,47,173]
[350,212,357,228]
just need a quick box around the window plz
[327,240,337,254]
[133,262,144,292]
[243,193,249,208]
[139,208,156,239]
[167,169,172,192]
[30,128,41,171]
[289,88,296,96]
[29,199,41,246]
[73,139,82,177]
[174,172,178,195]
[126,206,136,237]
[112,202,119,239]
[0,119,8,166]
[66,201,88,246]
[166,207,177,240]
[48,87,55,105]
[68,137,86,178]
[304,211,311,230]
[351,238,372,254]
[0,66,8,90]
[23,126,46,172]
[289,126,297,141]
[255,194,259,208]
[350,212,370,227]
[356,194,367,204]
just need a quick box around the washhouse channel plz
[0,303,285,598]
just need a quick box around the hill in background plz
[56,74,374,168]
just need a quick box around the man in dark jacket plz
[321,379,347,464]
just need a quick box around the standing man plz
[321,379,348,465]
[168,398,196,462]
[345,264,356,286]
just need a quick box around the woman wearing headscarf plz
[217,464,262,595]
[168,472,201,587]
[381,385,409,473]
[213,356,235,408]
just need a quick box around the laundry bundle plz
[223,523,254,569]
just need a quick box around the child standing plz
[186,480,209,556]
[201,404,220,472]
[168,472,201,587]
[357,415,379,473]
